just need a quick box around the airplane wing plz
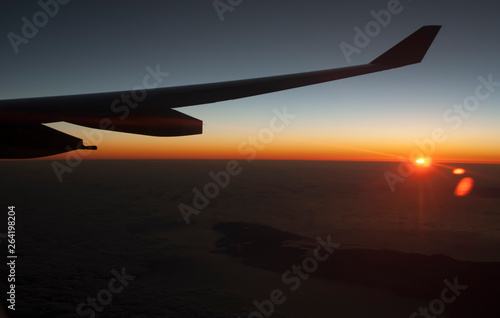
[0,25,441,159]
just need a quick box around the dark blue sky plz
[1,0,499,161]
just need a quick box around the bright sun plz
[415,157,431,167]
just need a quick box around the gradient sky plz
[1,0,499,162]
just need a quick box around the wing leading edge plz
[0,25,441,159]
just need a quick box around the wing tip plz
[370,25,442,68]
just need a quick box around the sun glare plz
[415,157,431,167]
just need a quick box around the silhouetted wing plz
[0,25,441,159]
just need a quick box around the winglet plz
[370,25,441,68]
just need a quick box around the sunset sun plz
[415,157,431,167]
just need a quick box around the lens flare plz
[453,168,466,175]
[454,177,474,196]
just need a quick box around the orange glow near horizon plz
[453,168,466,175]
[29,142,500,163]
[21,125,500,163]
[34,147,500,163]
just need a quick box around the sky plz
[1,0,499,162]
